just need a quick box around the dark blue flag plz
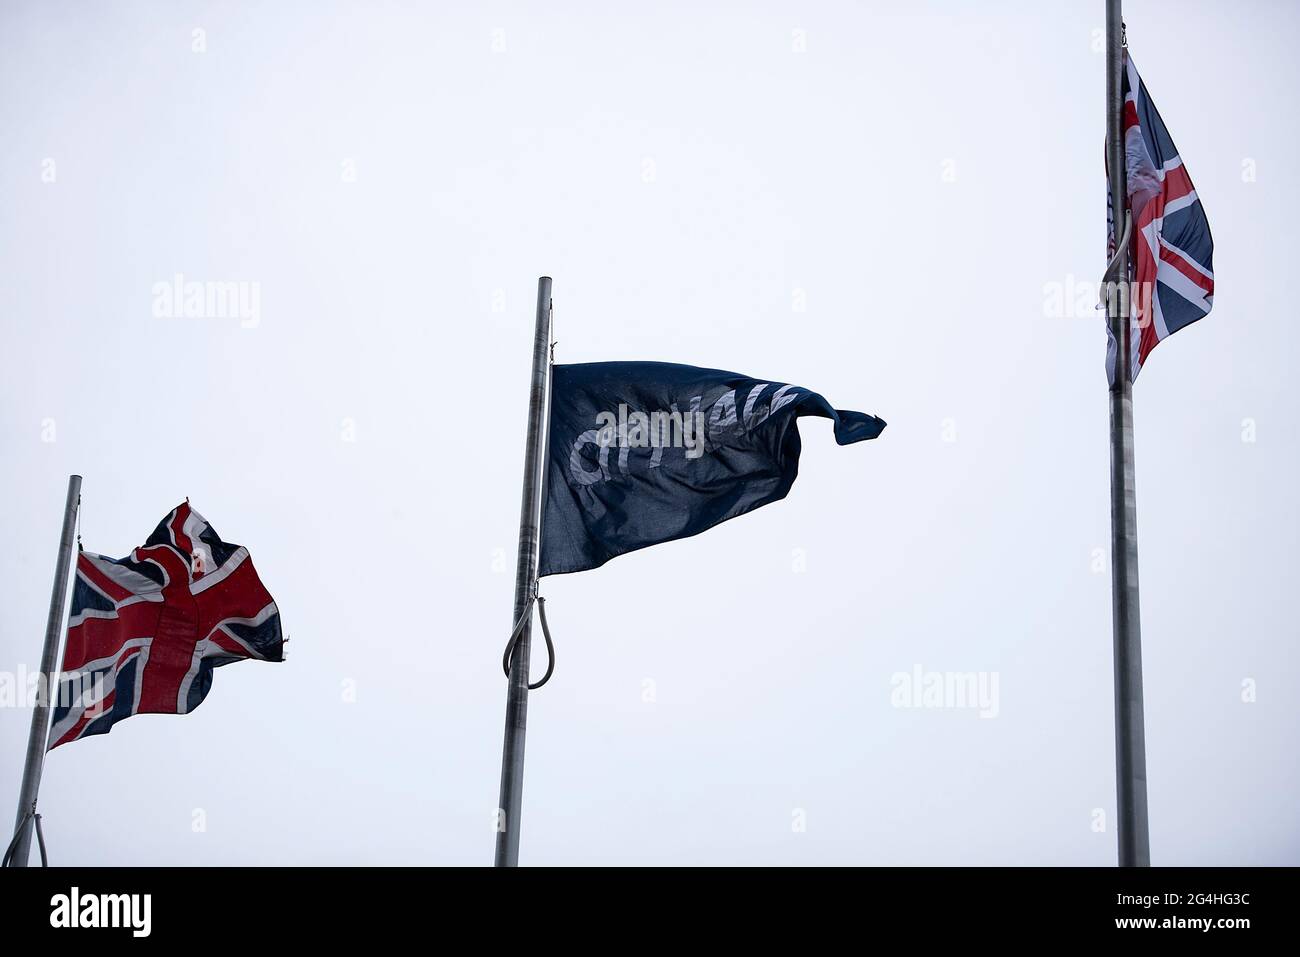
[538,361,885,576]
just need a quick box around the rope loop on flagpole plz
[501,587,556,690]
[501,602,530,677]
[34,813,48,866]
[2,808,49,867]
[1101,210,1133,309]
[1,820,21,868]
[531,596,555,689]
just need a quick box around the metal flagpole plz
[494,277,553,867]
[8,473,81,868]
[1105,0,1150,867]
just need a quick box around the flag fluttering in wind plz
[1106,49,1215,384]
[47,503,283,750]
[538,361,886,576]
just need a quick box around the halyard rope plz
[501,591,555,690]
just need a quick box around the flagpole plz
[7,473,81,868]
[1105,0,1150,867]
[494,277,553,867]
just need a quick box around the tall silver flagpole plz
[8,473,81,868]
[494,277,553,867]
[1105,0,1150,867]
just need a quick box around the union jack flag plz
[1107,49,1215,384]
[48,503,283,750]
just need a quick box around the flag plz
[1106,49,1215,384]
[538,361,885,576]
[47,502,283,750]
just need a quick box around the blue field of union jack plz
[48,503,283,750]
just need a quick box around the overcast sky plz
[2,0,1296,866]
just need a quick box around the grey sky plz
[1,0,1295,865]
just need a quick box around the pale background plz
[1,0,1295,865]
